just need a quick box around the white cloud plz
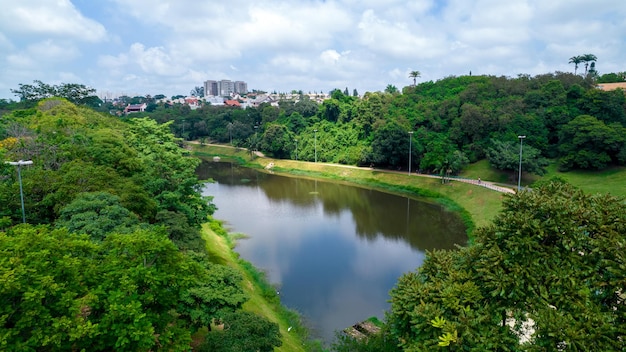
[1,0,626,98]
[0,0,106,42]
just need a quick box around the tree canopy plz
[0,99,282,351]
[388,182,626,350]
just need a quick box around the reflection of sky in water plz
[202,175,438,343]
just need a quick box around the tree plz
[197,311,282,352]
[369,122,410,168]
[558,114,626,170]
[259,124,293,158]
[581,53,598,76]
[55,192,141,241]
[11,81,97,105]
[0,225,224,351]
[190,86,204,97]
[568,55,583,75]
[486,139,549,176]
[389,182,626,351]
[385,84,399,94]
[409,70,421,86]
[353,88,359,97]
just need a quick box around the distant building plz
[204,79,248,97]
[596,82,626,91]
[124,103,147,114]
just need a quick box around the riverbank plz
[201,219,316,352]
[190,143,507,230]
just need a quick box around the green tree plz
[260,124,293,158]
[198,311,282,352]
[55,192,141,241]
[369,122,411,169]
[409,70,421,86]
[389,182,626,351]
[385,84,399,94]
[568,55,583,75]
[486,139,549,176]
[558,114,626,170]
[581,53,598,76]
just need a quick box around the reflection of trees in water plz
[197,161,467,251]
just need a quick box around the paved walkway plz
[187,141,517,194]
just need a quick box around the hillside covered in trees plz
[0,100,283,351]
[141,72,625,180]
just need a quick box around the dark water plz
[198,160,467,343]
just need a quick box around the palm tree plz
[385,84,399,94]
[569,55,583,75]
[581,54,598,75]
[409,70,421,86]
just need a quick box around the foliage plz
[558,115,626,170]
[0,225,238,351]
[10,80,99,106]
[55,191,141,241]
[486,139,549,176]
[197,311,282,352]
[388,182,626,350]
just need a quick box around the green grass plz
[202,220,311,352]
[537,163,626,198]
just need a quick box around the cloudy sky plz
[1,0,624,100]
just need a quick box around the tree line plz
[134,71,626,180]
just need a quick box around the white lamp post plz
[314,129,318,163]
[408,131,414,175]
[6,160,33,223]
[518,135,526,192]
[295,139,298,161]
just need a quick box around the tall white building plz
[204,79,248,96]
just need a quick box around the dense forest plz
[0,100,282,351]
[120,72,626,181]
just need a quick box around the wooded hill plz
[0,99,283,351]
[144,72,626,179]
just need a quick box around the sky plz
[1,0,625,100]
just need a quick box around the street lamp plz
[295,139,298,161]
[408,131,414,175]
[6,160,33,223]
[182,119,185,140]
[518,135,526,192]
[314,129,318,163]
[254,125,258,151]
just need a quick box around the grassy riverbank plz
[201,219,315,352]
[190,143,505,230]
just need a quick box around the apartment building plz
[204,79,248,96]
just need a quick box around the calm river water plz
[198,160,467,343]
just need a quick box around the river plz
[198,160,467,343]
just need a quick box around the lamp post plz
[408,131,414,175]
[254,125,258,151]
[182,119,185,140]
[314,129,318,163]
[295,139,298,161]
[518,135,526,192]
[6,160,33,223]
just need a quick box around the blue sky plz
[1,0,624,100]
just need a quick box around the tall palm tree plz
[569,55,583,75]
[581,54,598,75]
[409,70,421,86]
